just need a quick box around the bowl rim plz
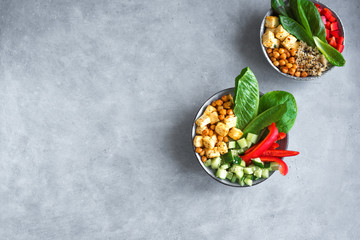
[191,87,289,187]
[260,0,345,81]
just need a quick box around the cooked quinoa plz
[296,41,329,76]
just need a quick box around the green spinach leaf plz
[300,0,327,42]
[297,0,312,38]
[279,15,315,47]
[242,103,287,136]
[289,0,301,22]
[271,0,289,17]
[233,67,259,130]
[258,91,297,133]
[314,37,345,66]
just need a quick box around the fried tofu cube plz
[204,105,216,116]
[215,122,229,137]
[217,142,228,155]
[228,127,243,140]
[274,24,290,41]
[209,111,220,124]
[193,135,203,148]
[262,30,281,49]
[206,148,220,158]
[282,35,298,50]
[265,28,276,35]
[202,136,217,149]
[265,16,280,28]
[196,125,207,135]
[195,115,210,128]
[292,41,299,50]
[224,116,237,129]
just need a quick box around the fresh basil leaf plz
[242,103,287,136]
[233,67,259,130]
[279,15,315,47]
[313,36,345,66]
[258,91,297,133]
[271,0,289,17]
[300,0,327,42]
[297,0,312,38]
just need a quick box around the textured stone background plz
[1,0,359,239]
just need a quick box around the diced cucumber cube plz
[235,169,244,179]
[231,175,237,183]
[243,167,253,174]
[252,158,264,168]
[204,159,212,167]
[262,169,270,178]
[216,168,227,179]
[270,162,280,171]
[254,169,263,178]
[211,157,222,169]
[231,149,244,157]
[220,164,230,170]
[244,178,253,186]
[246,133,258,144]
[226,172,233,180]
[249,164,256,171]
[228,141,237,149]
[239,160,246,167]
[237,138,248,149]
[239,176,245,186]
[246,139,252,148]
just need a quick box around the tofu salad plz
[262,0,345,77]
[193,67,300,186]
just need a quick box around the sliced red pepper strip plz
[260,157,288,176]
[269,142,279,149]
[277,132,286,141]
[261,149,299,157]
[242,123,278,161]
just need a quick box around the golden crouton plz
[193,135,203,148]
[274,24,290,41]
[204,105,216,116]
[228,127,243,140]
[202,136,217,149]
[217,142,228,155]
[206,148,221,158]
[195,115,210,128]
[215,122,229,137]
[282,35,298,50]
[265,16,280,28]
[196,125,207,135]
[265,28,276,35]
[224,116,237,129]
[208,112,220,124]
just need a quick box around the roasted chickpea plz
[301,72,308,77]
[292,63,297,68]
[200,149,205,156]
[221,95,228,102]
[217,135,224,141]
[279,60,286,66]
[268,53,273,58]
[273,61,279,67]
[210,124,215,130]
[208,130,214,136]
[281,67,288,74]
[288,57,295,64]
[271,57,276,62]
[295,71,301,77]
[223,101,231,109]
[290,49,297,56]
[289,68,296,75]
[280,53,287,60]
[217,105,224,111]
[223,136,229,142]
[216,99,223,106]
[219,115,225,121]
[202,129,209,136]
[266,48,272,54]
[226,109,233,115]
[286,63,293,69]
[286,51,291,58]
[201,156,207,162]
[273,52,280,58]
[219,109,226,115]
[195,147,202,153]
[279,48,285,54]
[211,101,217,107]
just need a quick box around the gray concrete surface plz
[0,0,359,239]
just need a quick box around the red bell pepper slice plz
[336,44,344,53]
[261,149,299,157]
[260,157,288,176]
[330,30,340,38]
[328,16,336,22]
[321,16,327,25]
[242,123,278,161]
[329,37,337,48]
[331,22,338,31]
[338,36,344,45]
[322,8,332,19]
[314,3,320,8]
[325,28,330,38]
[325,21,331,29]
[269,142,279,150]
[277,132,286,141]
